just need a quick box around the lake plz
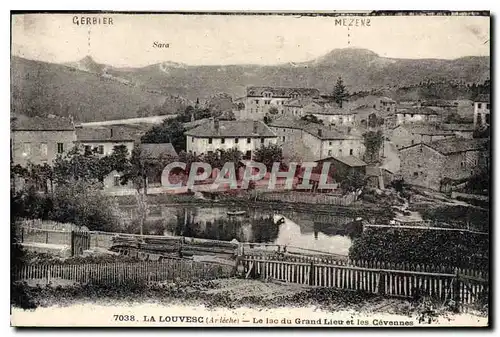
[120,205,365,256]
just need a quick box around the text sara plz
[153,42,170,48]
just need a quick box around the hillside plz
[11,56,168,122]
[11,48,490,121]
[106,48,489,100]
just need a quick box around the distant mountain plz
[11,56,168,122]
[11,48,490,121]
[105,48,489,100]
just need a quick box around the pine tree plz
[332,76,349,108]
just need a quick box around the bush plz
[11,181,121,232]
[349,227,489,270]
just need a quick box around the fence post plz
[453,268,461,304]
[378,272,386,295]
[309,261,315,286]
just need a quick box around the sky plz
[11,13,490,67]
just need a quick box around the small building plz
[11,115,76,166]
[348,95,397,114]
[395,107,440,125]
[473,94,490,129]
[184,119,277,159]
[245,86,320,119]
[399,138,489,191]
[75,126,139,157]
[314,155,367,182]
[390,125,456,149]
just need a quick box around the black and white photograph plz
[9,11,490,327]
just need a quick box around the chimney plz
[318,128,322,137]
[253,120,259,133]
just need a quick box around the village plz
[11,81,490,200]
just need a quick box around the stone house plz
[399,138,489,191]
[244,86,320,120]
[268,117,365,161]
[185,119,277,159]
[473,94,490,129]
[395,107,440,125]
[75,125,140,157]
[11,115,76,166]
[390,125,456,149]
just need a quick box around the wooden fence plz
[13,260,234,285]
[243,255,488,305]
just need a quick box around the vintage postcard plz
[10,11,490,327]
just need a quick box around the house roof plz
[76,126,139,142]
[396,125,455,136]
[268,116,361,140]
[317,155,367,168]
[184,120,276,138]
[379,97,396,103]
[400,138,489,155]
[246,86,320,98]
[475,94,490,103]
[11,115,75,131]
[426,138,489,155]
[441,123,475,132]
[397,107,439,115]
[140,143,178,159]
[283,98,313,107]
[314,106,354,115]
[421,99,458,108]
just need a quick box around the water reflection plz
[143,206,359,256]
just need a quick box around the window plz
[413,172,418,177]
[113,176,120,187]
[339,149,343,155]
[235,138,239,144]
[208,138,213,144]
[478,103,482,109]
[192,137,194,142]
[487,104,490,110]
[486,114,490,124]
[247,138,251,144]
[261,138,265,144]
[98,145,104,154]
[387,107,390,112]
[411,140,415,145]
[221,138,225,144]
[328,150,332,156]
[282,136,285,142]
[23,143,31,156]
[245,150,251,158]
[57,143,64,154]
[84,145,92,155]
[410,114,414,118]
[264,100,271,105]
[255,100,259,105]
[350,149,353,155]
[40,143,48,157]
[373,104,376,108]
[329,141,332,146]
